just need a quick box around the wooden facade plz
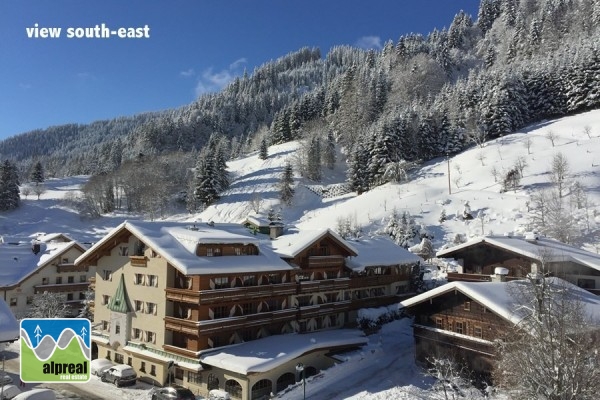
[404,289,511,379]
[80,222,419,399]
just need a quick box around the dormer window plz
[207,248,213,257]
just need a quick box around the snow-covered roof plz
[436,235,600,272]
[200,329,367,375]
[0,240,84,287]
[29,232,74,243]
[241,214,271,228]
[345,237,423,271]
[271,228,358,258]
[0,296,19,342]
[76,221,294,275]
[400,278,600,326]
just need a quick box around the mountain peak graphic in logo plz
[20,318,91,383]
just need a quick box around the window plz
[127,357,132,366]
[150,365,156,376]
[214,248,221,256]
[67,276,74,283]
[146,302,157,315]
[146,331,155,343]
[214,277,228,289]
[79,292,85,300]
[243,275,255,286]
[132,328,141,339]
[146,275,158,287]
[102,320,109,331]
[134,273,144,285]
[140,362,146,373]
[188,371,202,384]
[56,277,62,284]
[235,248,242,256]
[62,258,69,263]
[67,293,73,301]
[102,295,110,305]
[9,298,17,306]
[206,248,214,257]
[455,321,464,334]
[436,318,444,330]
[474,326,483,339]
[330,314,337,326]
[464,301,471,311]
[578,278,596,289]
[119,246,129,256]
[242,303,253,315]
[267,274,281,284]
[135,300,143,312]
[114,354,123,364]
[80,275,87,282]
[26,296,33,305]
[207,374,219,391]
[42,277,49,285]
[106,351,111,360]
[102,270,112,281]
[115,324,120,334]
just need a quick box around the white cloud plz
[355,35,383,50]
[180,68,195,78]
[194,58,246,97]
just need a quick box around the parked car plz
[207,390,230,400]
[150,385,196,400]
[100,365,137,387]
[90,358,115,376]
[11,389,56,400]
[0,384,21,400]
[0,375,13,385]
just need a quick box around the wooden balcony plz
[165,308,298,336]
[199,283,298,304]
[296,301,350,320]
[34,282,89,294]
[163,344,200,359]
[350,295,400,310]
[129,256,147,267]
[56,263,89,273]
[297,278,350,294]
[349,274,407,288]
[307,255,345,268]
[165,288,201,304]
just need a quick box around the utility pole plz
[447,153,452,195]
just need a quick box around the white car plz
[100,365,137,387]
[0,384,21,400]
[90,358,115,376]
[0,375,13,385]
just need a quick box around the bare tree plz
[583,125,592,139]
[490,166,499,182]
[524,137,533,155]
[514,156,528,178]
[27,292,70,318]
[495,275,600,400]
[476,152,486,166]
[549,152,570,198]
[545,130,558,147]
[32,183,47,200]
[21,184,32,199]
[249,192,264,214]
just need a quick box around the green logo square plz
[20,318,91,383]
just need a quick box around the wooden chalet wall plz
[449,243,533,277]
[408,290,511,378]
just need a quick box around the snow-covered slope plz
[195,109,600,252]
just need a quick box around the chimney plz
[32,242,41,255]
[269,222,284,239]
[491,267,509,282]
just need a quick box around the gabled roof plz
[75,221,294,275]
[345,236,423,271]
[0,297,19,342]
[0,240,87,288]
[400,278,600,326]
[107,274,131,313]
[436,235,600,273]
[270,228,358,258]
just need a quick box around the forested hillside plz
[1,0,599,217]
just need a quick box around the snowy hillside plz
[196,109,600,253]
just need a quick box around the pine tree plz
[279,162,295,206]
[30,161,45,184]
[347,144,369,195]
[259,138,269,160]
[193,155,220,207]
[0,160,20,211]
[322,131,336,170]
[306,136,322,181]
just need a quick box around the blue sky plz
[0,0,480,140]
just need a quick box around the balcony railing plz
[165,308,299,335]
[297,279,350,294]
[349,295,400,310]
[307,255,345,268]
[129,256,147,267]
[167,283,298,305]
[34,282,89,294]
[56,263,89,273]
[349,274,407,288]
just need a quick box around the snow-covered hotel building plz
[0,233,90,318]
[75,221,421,399]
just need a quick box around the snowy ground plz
[1,111,599,399]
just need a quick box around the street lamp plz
[295,362,306,400]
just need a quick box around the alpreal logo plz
[20,318,91,383]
